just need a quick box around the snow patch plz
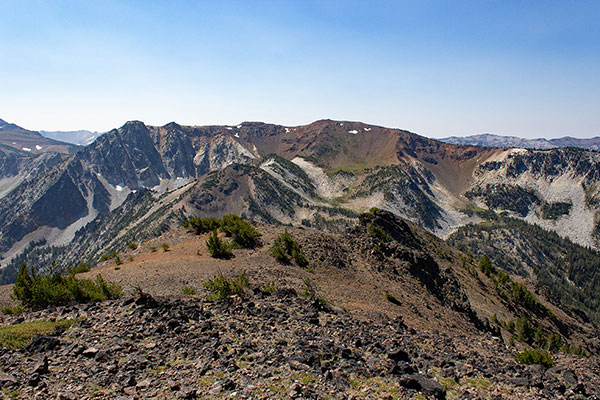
[285,128,290,133]
[348,130,358,135]
[236,125,242,129]
[364,128,371,131]
[115,185,124,192]
[340,123,343,126]
[235,132,240,138]
[226,127,233,130]
[22,147,31,152]
[35,145,43,150]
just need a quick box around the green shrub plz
[66,263,91,275]
[478,255,497,277]
[161,242,170,252]
[221,214,262,248]
[271,230,308,267]
[0,305,25,315]
[128,242,138,250]
[510,282,538,310]
[206,230,233,259]
[516,316,534,344]
[497,270,510,285]
[12,265,122,310]
[203,272,249,300]
[0,318,81,349]
[514,348,553,368]
[182,286,197,296]
[183,216,222,235]
[547,333,562,352]
[505,320,515,333]
[385,292,401,305]
[367,223,392,243]
[150,246,157,252]
[263,281,277,294]
[100,251,118,262]
[561,344,586,356]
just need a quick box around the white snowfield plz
[22,147,31,152]
[349,130,358,134]
[36,145,43,150]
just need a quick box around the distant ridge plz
[40,130,103,146]
[440,133,600,151]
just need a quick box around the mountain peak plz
[121,120,146,129]
[163,121,181,129]
[0,118,28,132]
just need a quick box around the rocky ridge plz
[0,290,598,399]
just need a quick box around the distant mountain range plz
[440,133,600,151]
[4,115,600,353]
[40,130,104,146]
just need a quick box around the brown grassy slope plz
[2,210,586,351]
[1,210,594,353]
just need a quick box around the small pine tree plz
[271,230,308,267]
[516,316,534,344]
[206,230,233,259]
[478,255,496,277]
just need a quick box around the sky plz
[0,1,599,139]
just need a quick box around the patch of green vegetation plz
[540,201,572,220]
[221,214,262,249]
[1,388,21,399]
[203,272,249,301]
[161,242,170,252]
[271,230,308,267]
[514,348,553,367]
[560,343,587,357]
[13,265,122,310]
[510,282,539,311]
[206,230,233,259]
[448,216,600,322]
[465,377,491,391]
[466,184,540,217]
[148,365,166,374]
[385,292,401,306]
[325,163,370,178]
[182,286,197,296]
[150,246,157,252]
[367,223,393,243]
[0,318,81,349]
[478,255,497,277]
[99,251,119,262]
[0,305,26,315]
[263,281,277,294]
[128,242,138,250]
[66,263,91,275]
[183,216,222,235]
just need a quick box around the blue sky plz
[1,1,599,138]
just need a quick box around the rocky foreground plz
[0,289,599,400]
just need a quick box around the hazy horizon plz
[1,1,599,139]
